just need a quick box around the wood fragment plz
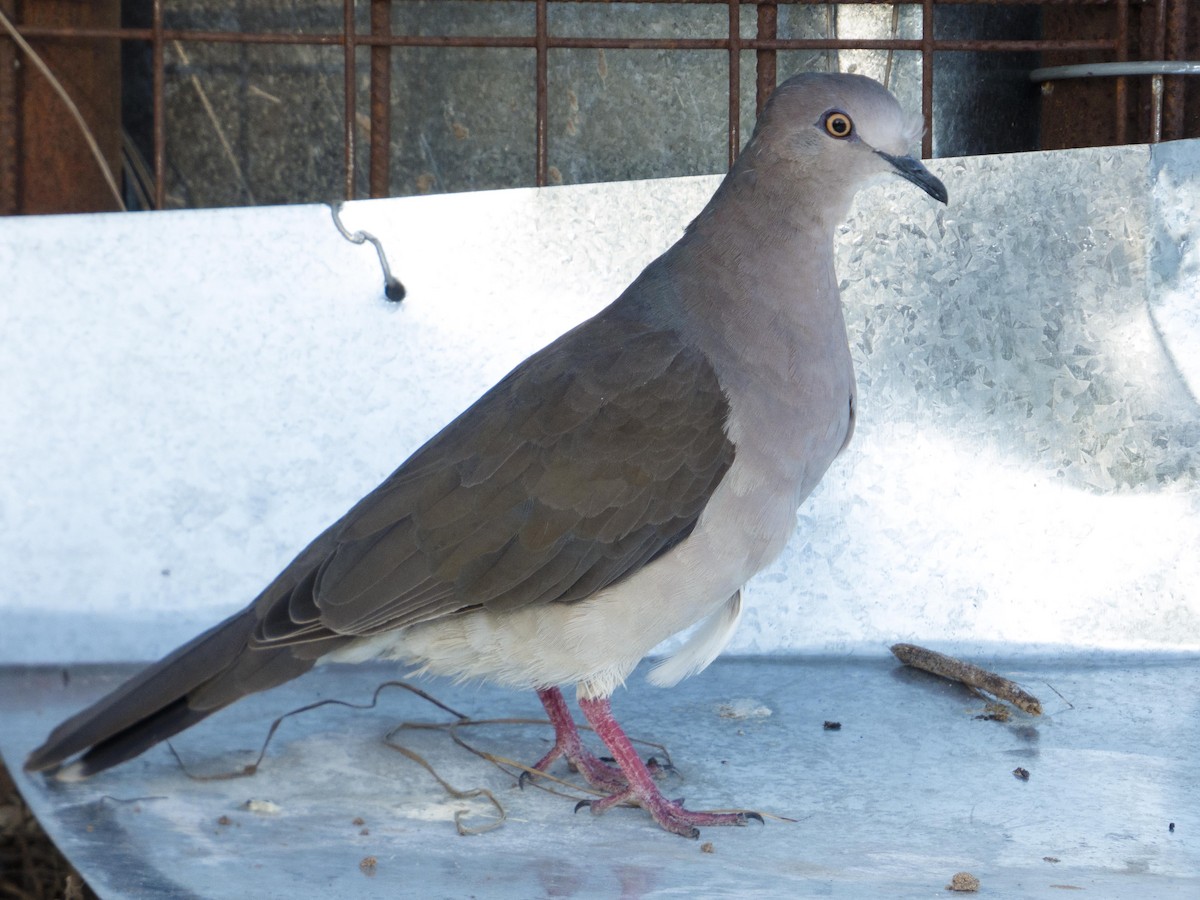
[891,643,1043,715]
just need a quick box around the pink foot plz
[523,687,665,793]
[576,695,762,839]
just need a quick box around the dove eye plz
[822,111,854,139]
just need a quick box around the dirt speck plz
[975,702,1012,722]
[700,842,715,854]
[947,871,980,892]
[1013,767,1031,782]
[359,855,378,876]
[823,720,842,731]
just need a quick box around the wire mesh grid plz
[0,1,1189,213]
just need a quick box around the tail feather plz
[55,698,220,780]
[23,608,319,776]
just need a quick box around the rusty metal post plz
[755,1,777,114]
[343,0,356,200]
[1115,0,1128,145]
[369,0,392,198]
[1163,0,1188,140]
[921,0,934,157]
[0,0,17,214]
[535,0,548,186]
[152,0,165,208]
[728,0,741,165]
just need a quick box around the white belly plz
[329,385,852,699]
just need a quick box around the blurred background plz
[1,0,1198,215]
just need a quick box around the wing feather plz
[249,309,734,648]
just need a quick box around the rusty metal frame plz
[1,0,1185,212]
[0,0,16,216]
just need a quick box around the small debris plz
[891,643,1042,715]
[1043,856,1060,863]
[1169,822,1175,833]
[1013,767,1031,782]
[974,702,1012,723]
[823,721,842,731]
[700,841,715,854]
[216,815,232,826]
[242,799,282,815]
[360,827,370,836]
[352,817,366,826]
[946,871,980,892]
[359,856,378,876]
[716,699,773,720]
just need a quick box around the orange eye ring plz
[823,111,854,139]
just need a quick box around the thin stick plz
[890,643,1043,716]
[172,40,255,204]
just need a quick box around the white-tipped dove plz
[26,72,947,838]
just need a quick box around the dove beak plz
[876,151,948,204]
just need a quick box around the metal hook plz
[330,202,406,302]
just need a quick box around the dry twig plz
[891,643,1043,715]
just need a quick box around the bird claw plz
[575,786,761,838]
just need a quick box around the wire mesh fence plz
[1,1,1192,214]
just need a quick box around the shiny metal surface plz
[3,142,1198,666]
[2,657,1198,898]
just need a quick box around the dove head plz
[741,72,947,222]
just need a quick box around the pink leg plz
[525,687,639,793]
[577,695,760,838]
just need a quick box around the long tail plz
[23,608,324,779]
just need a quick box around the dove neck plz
[686,161,850,254]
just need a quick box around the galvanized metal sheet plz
[2,657,1198,898]
[1,143,1198,665]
